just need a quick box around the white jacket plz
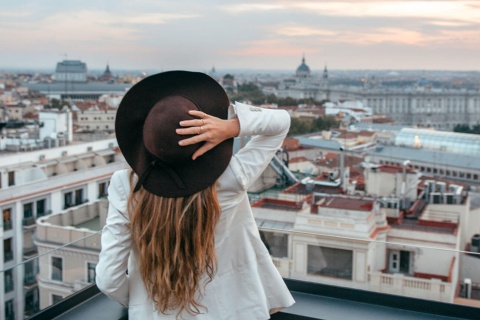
[96,102,295,319]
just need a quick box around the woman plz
[96,71,294,319]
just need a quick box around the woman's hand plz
[176,110,239,160]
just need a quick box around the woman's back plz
[96,71,294,319]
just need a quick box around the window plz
[98,181,108,198]
[51,257,63,281]
[24,260,36,285]
[64,192,73,208]
[4,269,13,293]
[25,288,39,315]
[8,171,14,186]
[23,202,33,218]
[4,238,13,262]
[52,294,63,305]
[75,189,84,205]
[307,245,353,280]
[37,199,46,216]
[64,188,86,208]
[260,231,288,258]
[3,208,12,231]
[87,262,97,283]
[5,299,14,320]
[389,250,412,275]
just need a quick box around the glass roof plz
[395,128,480,156]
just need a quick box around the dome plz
[296,56,311,78]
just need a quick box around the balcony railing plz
[23,216,36,227]
[3,220,13,230]
[4,251,13,262]
[37,210,52,218]
[23,246,38,258]
[24,273,37,287]
[4,281,14,293]
[368,272,452,302]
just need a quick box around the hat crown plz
[143,95,200,164]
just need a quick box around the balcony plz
[23,246,38,259]
[4,281,14,293]
[37,210,52,218]
[22,216,36,228]
[3,220,13,230]
[24,273,37,288]
[4,251,14,262]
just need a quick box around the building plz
[54,60,87,83]
[35,200,107,309]
[253,163,478,305]
[273,59,480,131]
[0,139,126,319]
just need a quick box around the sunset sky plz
[1,0,479,71]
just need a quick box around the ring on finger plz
[200,126,204,133]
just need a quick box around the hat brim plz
[115,70,232,197]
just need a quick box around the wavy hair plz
[128,172,221,317]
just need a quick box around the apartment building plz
[253,164,479,305]
[0,139,126,320]
[34,200,108,309]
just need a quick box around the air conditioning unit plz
[108,142,115,149]
[39,154,45,161]
[61,151,68,157]
[87,146,93,152]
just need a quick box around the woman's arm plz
[178,102,291,190]
[228,102,291,189]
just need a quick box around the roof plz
[56,60,87,73]
[367,145,480,170]
[317,196,374,211]
[23,82,131,94]
[295,135,343,151]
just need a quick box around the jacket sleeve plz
[95,170,131,307]
[225,102,290,191]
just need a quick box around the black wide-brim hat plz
[115,70,232,198]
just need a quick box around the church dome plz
[296,56,311,78]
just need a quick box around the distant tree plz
[472,124,480,134]
[288,118,313,136]
[312,115,338,131]
[453,124,471,133]
[44,98,63,109]
[276,97,297,107]
[265,94,278,104]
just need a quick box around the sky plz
[1,0,479,72]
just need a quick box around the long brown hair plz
[128,172,221,316]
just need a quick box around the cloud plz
[229,39,306,57]
[124,13,199,25]
[276,26,336,37]
[289,1,480,24]
[221,3,285,14]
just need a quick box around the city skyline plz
[0,1,479,71]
